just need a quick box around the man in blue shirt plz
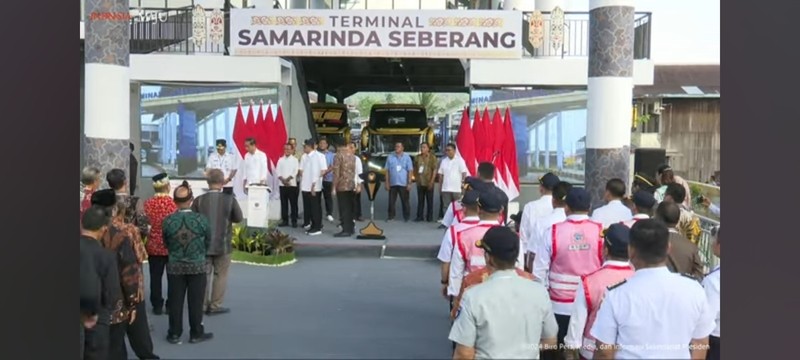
[385,142,414,222]
[318,138,336,223]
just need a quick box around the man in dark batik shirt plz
[107,168,151,238]
[91,189,143,360]
[81,205,122,360]
[163,183,215,345]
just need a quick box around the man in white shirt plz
[520,172,560,266]
[437,190,481,310]
[525,180,571,271]
[590,178,633,229]
[437,143,468,223]
[702,226,720,360]
[275,143,300,228]
[205,139,238,195]
[299,139,327,236]
[242,137,268,191]
[348,142,365,222]
[590,220,716,360]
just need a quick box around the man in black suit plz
[81,205,123,360]
[129,142,139,196]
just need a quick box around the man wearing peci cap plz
[206,139,239,195]
[449,189,522,304]
[92,189,144,360]
[449,226,559,359]
[564,224,635,360]
[520,172,560,257]
[532,187,604,360]
[622,190,656,227]
[437,189,481,313]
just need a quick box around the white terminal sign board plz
[230,9,523,59]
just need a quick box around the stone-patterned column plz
[83,0,131,183]
[585,0,634,208]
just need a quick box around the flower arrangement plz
[231,224,297,267]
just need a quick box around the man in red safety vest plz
[532,187,604,360]
[564,223,636,360]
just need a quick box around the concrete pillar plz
[535,0,565,58]
[585,0,634,207]
[544,117,550,169]
[83,0,131,183]
[534,124,540,168]
[556,112,563,170]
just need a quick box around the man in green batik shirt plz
[162,182,214,345]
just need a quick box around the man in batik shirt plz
[163,183,214,344]
[107,168,151,237]
[112,196,160,360]
[91,189,143,360]
[143,173,177,315]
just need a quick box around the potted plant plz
[231,224,297,267]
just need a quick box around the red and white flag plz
[231,101,249,200]
[455,107,477,176]
[501,107,520,201]
[491,107,510,195]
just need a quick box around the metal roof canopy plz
[300,57,468,100]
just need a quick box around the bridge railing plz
[130,7,229,54]
[695,214,720,274]
[521,11,652,59]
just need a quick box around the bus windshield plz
[369,107,428,129]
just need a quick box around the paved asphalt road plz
[136,258,453,359]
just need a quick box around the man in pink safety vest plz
[564,223,635,360]
[438,190,481,309]
[532,187,603,360]
[622,190,657,228]
[448,189,521,300]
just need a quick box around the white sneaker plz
[304,224,311,230]
[308,230,322,236]
[327,215,335,222]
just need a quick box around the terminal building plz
[80,0,657,204]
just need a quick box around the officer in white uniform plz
[590,219,716,360]
[622,190,657,227]
[449,226,559,359]
[205,139,239,195]
[437,190,481,309]
[702,226,720,360]
[590,178,633,229]
[520,173,560,254]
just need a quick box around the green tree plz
[355,95,380,117]
[412,92,445,116]
[385,93,396,103]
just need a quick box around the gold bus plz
[311,103,352,148]
[361,104,435,174]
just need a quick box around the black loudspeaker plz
[634,148,667,179]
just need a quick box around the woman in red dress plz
[142,173,178,315]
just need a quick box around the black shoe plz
[278,222,289,227]
[206,307,230,315]
[153,306,164,315]
[166,335,182,344]
[333,232,352,238]
[413,218,423,222]
[189,333,214,344]
[291,223,298,228]
[355,217,365,222]
[438,224,447,229]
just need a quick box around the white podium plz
[246,185,270,228]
